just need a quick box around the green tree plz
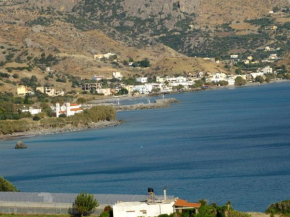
[117,88,129,95]
[0,177,19,192]
[255,75,264,83]
[235,68,242,75]
[235,77,246,86]
[74,193,99,217]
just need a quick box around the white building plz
[166,76,187,83]
[251,72,264,79]
[113,72,123,80]
[210,73,227,83]
[230,55,239,59]
[113,201,175,217]
[54,103,83,117]
[132,84,152,94]
[113,193,201,217]
[260,66,273,74]
[91,75,104,81]
[22,107,42,115]
[136,77,148,83]
[269,54,278,60]
[156,76,165,83]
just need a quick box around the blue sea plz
[1,82,290,212]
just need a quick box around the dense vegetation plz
[266,200,290,215]
[0,106,116,135]
[0,177,18,192]
[157,200,250,217]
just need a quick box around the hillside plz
[0,0,290,93]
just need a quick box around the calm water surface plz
[1,82,290,211]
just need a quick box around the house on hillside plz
[259,66,273,74]
[113,72,123,80]
[36,87,64,97]
[82,83,102,91]
[21,107,42,115]
[97,88,112,96]
[94,53,117,61]
[91,75,105,81]
[136,77,148,83]
[17,85,33,96]
[230,54,239,59]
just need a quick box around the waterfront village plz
[12,50,288,117]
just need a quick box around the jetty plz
[115,98,180,111]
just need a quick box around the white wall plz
[113,202,175,217]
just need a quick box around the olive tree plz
[74,192,99,217]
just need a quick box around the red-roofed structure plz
[174,199,201,214]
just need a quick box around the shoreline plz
[0,120,122,141]
[89,79,290,105]
[1,80,289,141]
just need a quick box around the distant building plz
[251,72,264,79]
[54,103,83,117]
[269,54,278,60]
[94,53,117,61]
[82,83,102,91]
[36,87,64,97]
[230,55,239,59]
[97,88,112,96]
[17,85,33,96]
[112,72,123,80]
[136,77,148,83]
[210,73,227,83]
[91,75,104,81]
[260,66,273,74]
[21,107,42,115]
[156,76,165,83]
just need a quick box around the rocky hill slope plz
[0,0,290,93]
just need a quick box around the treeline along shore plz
[0,98,180,140]
[0,106,118,140]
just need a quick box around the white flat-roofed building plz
[136,77,148,83]
[113,72,123,80]
[22,107,42,115]
[113,200,175,217]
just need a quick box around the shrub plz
[235,77,247,86]
[13,73,19,79]
[266,200,290,215]
[255,75,264,83]
[33,115,41,121]
[59,113,67,118]
[74,193,99,217]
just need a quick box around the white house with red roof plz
[113,188,201,217]
[54,103,83,117]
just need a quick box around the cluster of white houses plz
[75,65,277,96]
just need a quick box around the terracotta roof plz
[174,199,201,208]
[70,103,79,106]
[70,108,83,112]
[59,111,66,114]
